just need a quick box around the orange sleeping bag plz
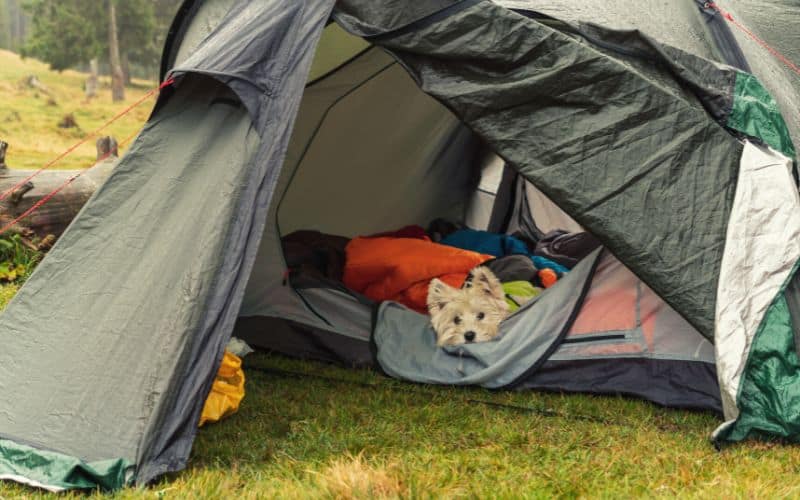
[343,236,492,313]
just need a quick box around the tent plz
[1,0,799,491]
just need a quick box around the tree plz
[107,0,124,101]
[21,0,104,71]
[0,2,10,50]
[116,0,159,82]
[0,0,29,51]
[21,0,163,81]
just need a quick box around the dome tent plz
[0,0,798,491]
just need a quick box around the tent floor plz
[234,316,722,414]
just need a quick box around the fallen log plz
[0,138,117,239]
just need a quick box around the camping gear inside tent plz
[1,0,799,491]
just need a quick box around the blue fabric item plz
[441,229,528,256]
[440,229,570,274]
[532,256,569,275]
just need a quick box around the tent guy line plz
[707,2,800,78]
[0,77,175,206]
[0,78,175,237]
[0,125,146,237]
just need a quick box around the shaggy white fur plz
[427,266,509,346]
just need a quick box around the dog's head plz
[427,266,509,347]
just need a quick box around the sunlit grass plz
[0,49,156,171]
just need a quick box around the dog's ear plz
[467,266,505,301]
[428,278,458,314]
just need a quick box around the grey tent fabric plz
[715,0,800,149]
[0,0,335,487]
[724,1,800,77]
[171,1,332,130]
[498,0,800,150]
[277,62,478,237]
[346,0,744,337]
[561,23,739,123]
[496,0,721,62]
[170,0,239,70]
[332,0,467,37]
[1,76,261,482]
[526,0,800,153]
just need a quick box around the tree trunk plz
[121,51,132,86]
[14,0,24,46]
[85,58,99,100]
[108,1,125,102]
[0,2,10,50]
[8,0,27,51]
[7,0,19,51]
[0,167,113,238]
[96,136,118,160]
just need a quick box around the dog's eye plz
[454,316,461,325]
[477,312,485,320]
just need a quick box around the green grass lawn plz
[1,285,800,498]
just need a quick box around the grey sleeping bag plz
[373,248,603,388]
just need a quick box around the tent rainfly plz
[1,0,799,491]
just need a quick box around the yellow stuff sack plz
[199,350,245,427]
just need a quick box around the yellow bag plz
[199,350,245,427]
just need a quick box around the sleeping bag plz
[343,236,492,313]
[440,229,570,275]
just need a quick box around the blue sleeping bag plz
[440,229,570,275]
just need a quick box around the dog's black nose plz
[464,331,476,342]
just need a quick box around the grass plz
[0,234,43,282]
[0,334,800,498]
[2,50,800,499]
[0,49,156,171]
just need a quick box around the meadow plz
[0,49,155,171]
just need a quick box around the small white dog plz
[427,266,509,346]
